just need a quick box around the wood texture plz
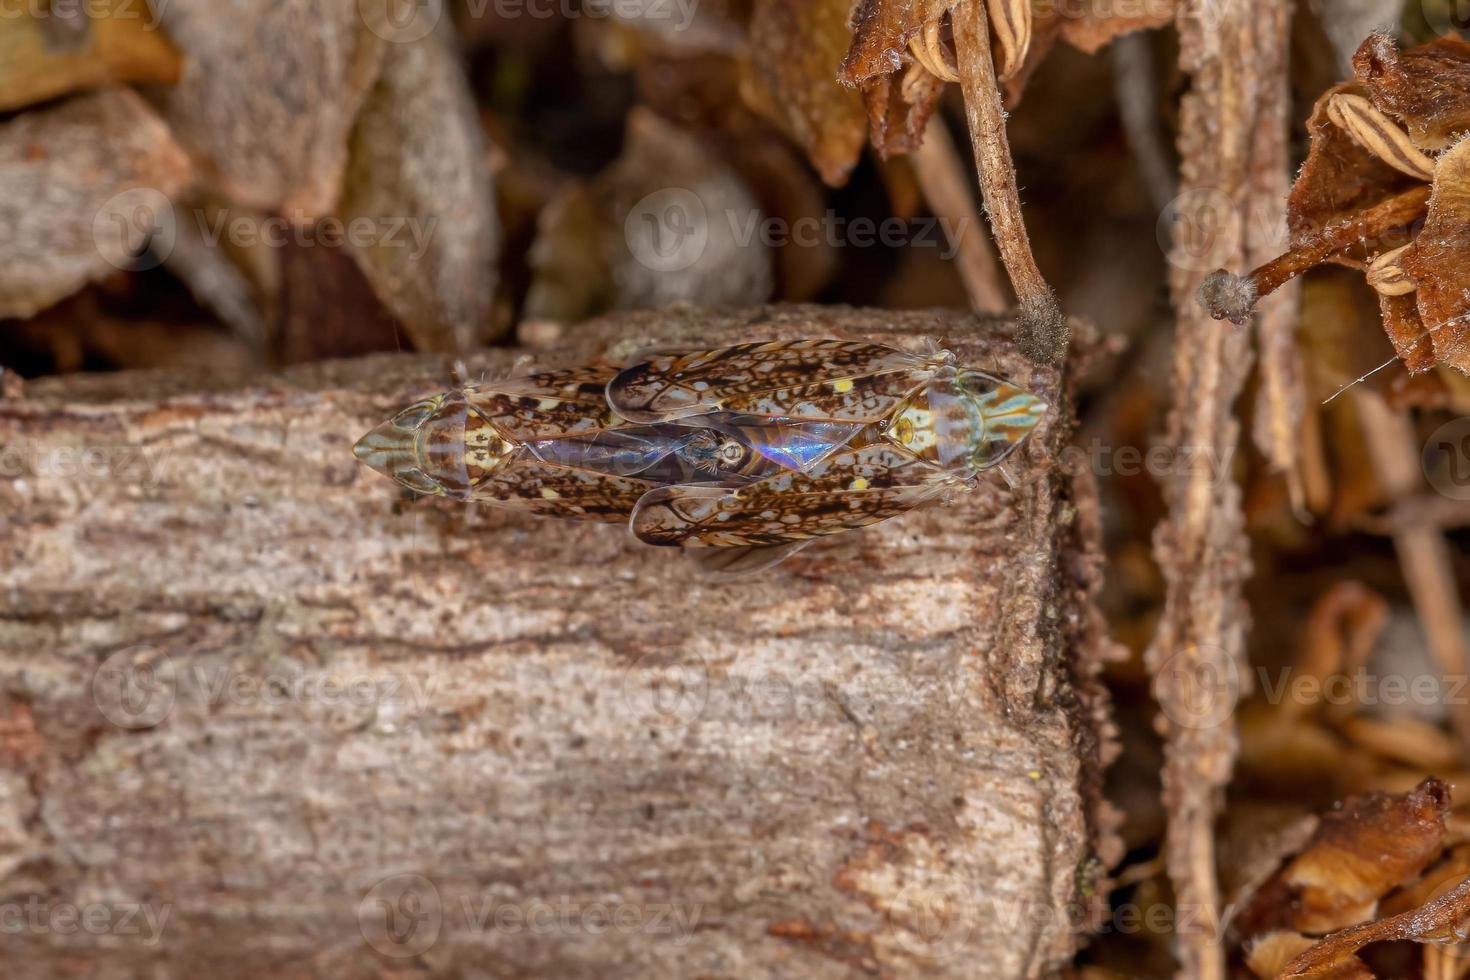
[0,305,1114,979]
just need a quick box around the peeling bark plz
[1147,1,1291,977]
[0,305,1114,979]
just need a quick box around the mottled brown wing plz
[630,444,960,547]
[464,363,623,442]
[469,449,659,522]
[607,339,946,424]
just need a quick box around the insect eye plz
[393,399,438,429]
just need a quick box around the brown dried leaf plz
[1247,931,1372,980]
[1354,33,1470,152]
[1282,875,1470,978]
[631,54,837,298]
[740,0,867,186]
[859,64,944,158]
[1287,83,1421,268]
[0,88,191,320]
[526,109,772,322]
[1241,778,1451,937]
[340,29,501,351]
[0,0,182,112]
[1400,138,1470,375]
[1056,0,1176,54]
[839,0,953,89]
[157,0,389,217]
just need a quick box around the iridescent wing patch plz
[607,340,948,424]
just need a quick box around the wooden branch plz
[1146,1,1292,978]
[0,305,1115,978]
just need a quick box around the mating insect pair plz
[353,339,1048,573]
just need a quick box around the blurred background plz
[6,0,1470,975]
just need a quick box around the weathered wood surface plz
[0,305,1115,979]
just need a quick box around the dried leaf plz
[859,65,944,158]
[0,0,182,112]
[1287,83,1420,269]
[1283,875,1470,978]
[527,109,772,322]
[1327,92,1437,182]
[630,54,837,299]
[875,70,942,157]
[0,89,190,320]
[1400,138,1470,375]
[1247,931,1372,980]
[340,29,501,351]
[740,0,867,186]
[839,0,953,90]
[1354,33,1470,152]
[1240,778,1450,937]
[157,0,389,217]
[1055,1,1176,55]
[983,0,1031,79]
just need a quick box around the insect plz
[354,340,1048,573]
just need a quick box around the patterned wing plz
[468,448,660,522]
[630,442,961,547]
[464,363,623,441]
[607,339,946,424]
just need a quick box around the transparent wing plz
[688,540,814,577]
[607,339,946,424]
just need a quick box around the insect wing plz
[464,363,622,441]
[630,442,959,547]
[469,449,659,522]
[607,339,945,424]
[689,540,814,577]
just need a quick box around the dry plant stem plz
[1200,185,1432,324]
[951,0,1068,367]
[1355,391,1470,759]
[1145,1,1293,978]
[909,115,1009,314]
